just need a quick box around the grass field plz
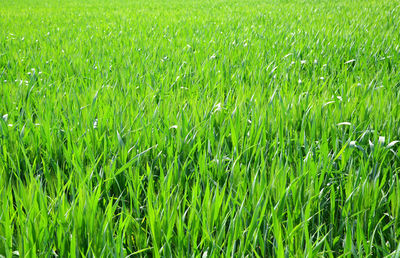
[1,0,400,256]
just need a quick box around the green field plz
[1,0,400,256]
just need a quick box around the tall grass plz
[1,0,400,256]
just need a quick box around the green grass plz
[1,0,400,256]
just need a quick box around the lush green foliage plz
[1,0,400,256]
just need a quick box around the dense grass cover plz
[1,0,400,256]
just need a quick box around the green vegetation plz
[1,0,400,256]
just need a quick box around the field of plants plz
[1,0,400,256]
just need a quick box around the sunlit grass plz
[1,0,400,256]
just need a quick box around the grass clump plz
[1,0,400,256]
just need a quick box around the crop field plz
[1,0,400,256]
